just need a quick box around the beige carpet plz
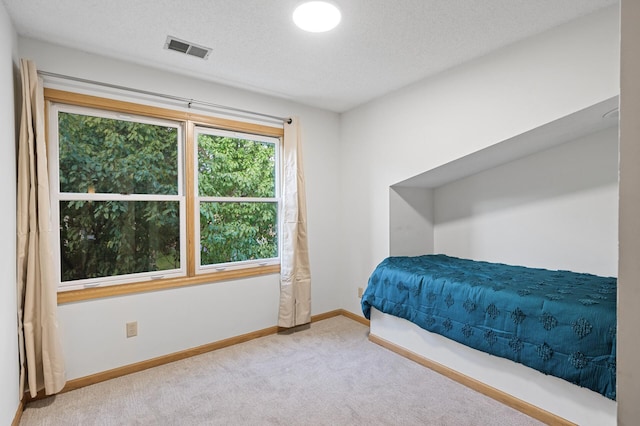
[21,316,543,425]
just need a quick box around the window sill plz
[57,264,281,304]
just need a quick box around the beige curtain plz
[16,59,66,397]
[278,117,311,328]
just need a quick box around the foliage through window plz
[196,129,279,269]
[49,99,282,292]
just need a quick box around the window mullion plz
[58,193,181,202]
[198,196,278,203]
[185,120,197,277]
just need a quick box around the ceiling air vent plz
[164,36,211,59]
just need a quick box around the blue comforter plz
[362,254,616,400]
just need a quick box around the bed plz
[362,254,617,424]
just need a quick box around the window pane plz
[200,202,278,265]
[58,112,179,195]
[198,134,276,198]
[60,201,180,281]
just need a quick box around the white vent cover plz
[164,36,211,59]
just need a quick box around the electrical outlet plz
[358,287,364,298]
[126,321,138,338]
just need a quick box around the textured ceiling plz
[3,0,618,112]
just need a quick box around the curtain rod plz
[37,70,292,125]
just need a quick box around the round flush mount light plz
[293,1,341,33]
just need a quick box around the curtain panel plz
[16,59,66,397]
[278,117,311,328]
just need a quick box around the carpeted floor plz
[21,316,543,425]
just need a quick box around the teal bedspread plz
[361,254,616,400]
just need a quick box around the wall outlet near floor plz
[126,321,138,338]
[358,287,364,298]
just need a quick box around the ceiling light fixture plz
[293,1,341,33]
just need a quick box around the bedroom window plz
[195,127,280,272]
[50,104,186,290]
[47,90,283,299]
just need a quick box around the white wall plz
[618,0,640,423]
[0,2,20,424]
[389,186,434,256]
[433,126,618,277]
[339,6,619,316]
[18,38,342,380]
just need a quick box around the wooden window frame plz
[46,89,283,304]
